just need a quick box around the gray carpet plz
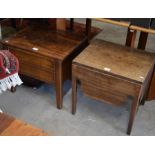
[1,82,155,136]
[0,19,155,135]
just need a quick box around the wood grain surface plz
[1,26,84,61]
[73,64,141,106]
[74,39,155,83]
[0,113,48,136]
[72,39,155,134]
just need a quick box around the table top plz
[0,113,48,136]
[0,25,85,61]
[73,39,155,83]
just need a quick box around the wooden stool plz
[72,39,155,135]
[0,21,101,109]
[0,25,88,109]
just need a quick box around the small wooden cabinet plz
[0,25,88,109]
[72,39,155,135]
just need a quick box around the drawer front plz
[9,48,55,83]
[10,49,55,72]
[73,65,141,106]
[20,63,54,84]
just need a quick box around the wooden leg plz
[11,86,16,93]
[55,61,63,109]
[144,66,155,101]
[137,32,148,50]
[70,18,74,31]
[72,76,77,114]
[10,19,17,29]
[127,97,139,135]
[147,70,155,100]
[125,28,137,48]
[56,18,66,31]
[86,18,92,43]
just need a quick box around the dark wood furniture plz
[93,18,155,34]
[0,113,48,136]
[0,25,88,109]
[72,39,155,135]
[86,18,155,101]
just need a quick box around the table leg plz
[10,19,17,29]
[137,31,148,50]
[127,96,139,135]
[86,18,92,42]
[72,76,77,114]
[147,71,155,100]
[125,28,137,48]
[55,62,63,109]
[56,18,66,31]
[70,18,74,31]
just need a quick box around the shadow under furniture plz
[72,39,155,135]
[0,24,89,109]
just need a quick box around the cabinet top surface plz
[1,26,84,60]
[73,39,155,83]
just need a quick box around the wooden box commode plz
[72,39,155,135]
[0,25,88,109]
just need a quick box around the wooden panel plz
[0,113,14,133]
[0,113,48,136]
[86,18,92,41]
[130,25,155,35]
[1,26,84,61]
[10,49,55,72]
[94,18,130,27]
[136,32,155,101]
[94,18,155,34]
[73,64,141,106]
[20,63,54,84]
[9,48,55,83]
[139,65,155,103]
[74,39,155,83]
[137,32,148,50]
[69,18,74,30]
[56,19,66,31]
[62,37,88,82]
[1,21,101,61]
[147,70,155,100]
[125,28,137,48]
